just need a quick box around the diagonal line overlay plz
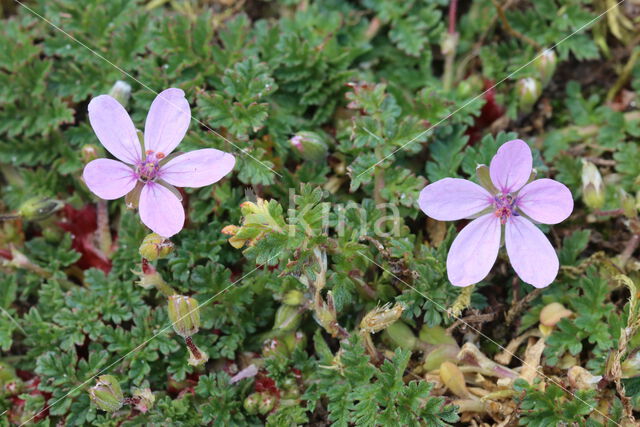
[14,0,281,178]
[357,0,628,178]
[359,251,621,426]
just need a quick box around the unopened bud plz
[258,392,276,415]
[419,325,457,345]
[167,295,200,337]
[88,375,124,412]
[620,190,637,218]
[359,303,403,334]
[283,290,304,306]
[382,321,417,351]
[283,331,307,354]
[534,49,557,87]
[131,388,155,413]
[539,302,573,327]
[439,361,470,398]
[515,77,542,113]
[139,233,174,261]
[243,392,261,414]
[274,305,302,332]
[109,80,132,107]
[290,131,329,162]
[581,160,605,210]
[18,197,63,221]
[81,144,101,163]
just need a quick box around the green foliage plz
[0,0,636,425]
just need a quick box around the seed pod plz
[534,49,557,87]
[167,295,200,338]
[581,160,605,210]
[515,77,542,113]
[139,233,174,261]
[290,131,329,162]
[88,375,124,412]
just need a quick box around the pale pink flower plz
[83,88,235,237]
[418,139,573,288]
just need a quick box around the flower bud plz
[283,331,307,354]
[534,49,557,87]
[539,302,573,327]
[81,144,101,163]
[258,392,276,415]
[581,160,605,210]
[359,303,403,334]
[439,361,470,399]
[620,190,637,218]
[282,290,304,306]
[382,321,417,351]
[243,392,261,414]
[273,305,302,332]
[139,233,174,261]
[109,80,132,107]
[131,388,155,413]
[17,197,64,221]
[88,375,124,412]
[515,77,542,113]
[167,295,200,338]
[290,131,329,162]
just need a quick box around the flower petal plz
[505,216,559,288]
[139,182,185,237]
[418,178,493,221]
[489,139,532,193]
[82,159,136,200]
[517,178,573,224]
[159,149,235,188]
[447,213,501,287]
[144,88,191,156]
[88,95,141,164]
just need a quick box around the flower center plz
[136,150,165,182]
[493,193,518,225]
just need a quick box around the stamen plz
[156,152,165,159]
[146,149,154,155]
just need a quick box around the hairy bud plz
[139,233,174,261]
[515,77,542,113]
[290,131,329,162]
[167,295,200,338]
[581,160,605,210]
[88,375,124,412]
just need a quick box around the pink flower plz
[418,139,573,288]
[82,88,235,238]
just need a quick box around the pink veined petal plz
[88,95,142,164]
[418,178,493,221]
[82,159,137,200]
[516,178,573,224]
[144,88,191,156]
[505,216,559,288]
[159,149,236,188]
[489,139,533,194]
[446,213,501,287]
[139,182,185,238]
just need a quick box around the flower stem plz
[185,336,201,359]
[97,200,113,256]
